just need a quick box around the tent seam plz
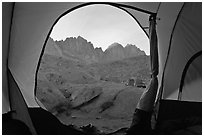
[158,3,185,100]
[7,2,15,110]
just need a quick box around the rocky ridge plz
[46,36,146,64]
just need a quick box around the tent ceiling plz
[120,2,160,13]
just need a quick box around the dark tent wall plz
[2,2,14,113]
[180,53,202,101]
[3,2,37,134]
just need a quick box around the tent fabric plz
[154,3,202,131]
[149,15,159,77]
[180,53,202,102]
[2,2,13,113]
[136,15,159,112]
[161,3,202,100]
[7,69,37,134]
[136,77,158,112]
[119,7,150,37]
[156,2,184,100]
[120,2,160,13]
[120,2,160,36]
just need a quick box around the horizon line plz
[49,35,148,54]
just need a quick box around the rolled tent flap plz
[149,15,159,78]
[136,14,159,112]
[129,14,159,133]
[136,77,158,112]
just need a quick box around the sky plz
[50,4,150,55]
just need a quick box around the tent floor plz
[2,107,202,135]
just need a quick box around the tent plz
[2,2,202,134]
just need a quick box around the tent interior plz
[2,2,202,135]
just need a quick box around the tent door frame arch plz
[33,2,158,108]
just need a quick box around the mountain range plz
[45,36,146,64]
[37,35,150,133]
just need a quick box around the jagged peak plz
[125,44,144,51]
[107,42,123,49]
[125,44,142,50]
[125,44,135,48]
[94,47,103,53]
[56,36,90,43]
[95,47,102,50]
[77,35,84,39]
